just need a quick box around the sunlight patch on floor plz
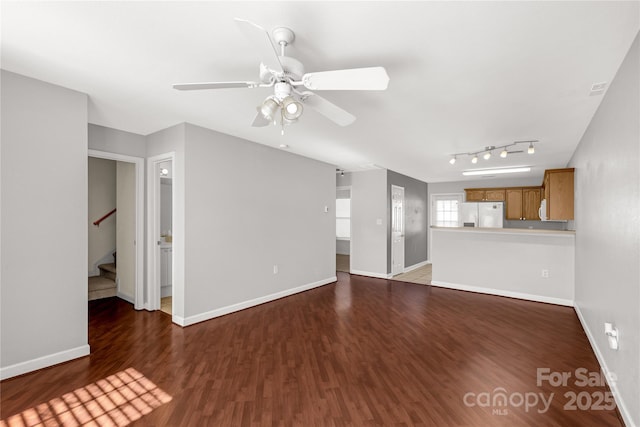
[0,367,171,427]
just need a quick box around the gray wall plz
[1,71,89,377]
[350,169,388,276]
[387,170,428,272]
[568,33,639,426]
[182,124,336,319]
[88,124,146,157]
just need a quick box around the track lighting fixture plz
[448,140,538,166]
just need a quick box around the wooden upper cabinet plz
[465,189,486,202]
[465,188,505,202]
[543,168,574,220]
[523,187,542,220]
[485,189,506,201]
[505,189,523,220]
[505,187,542,220]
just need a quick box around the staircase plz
[88,263,117,301]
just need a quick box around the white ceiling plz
[2,2,638,183]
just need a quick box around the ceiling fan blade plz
[301,66,389,91]
[173,81,260,90]
[302,94,356,126]
[251,108,270,127]
[234,18,283,74]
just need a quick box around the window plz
[336,187,351,239]
[433,195,462,227]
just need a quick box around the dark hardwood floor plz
[1,273,622,426]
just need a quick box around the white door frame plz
[147,152,175,312]
[391,185,405,276]
[88,150,144,310]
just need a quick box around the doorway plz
[87,150,144,310]
[147,153,175,316]
[336,186,351,273]
[391,185,405,276]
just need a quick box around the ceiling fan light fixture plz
[260,97,280,121]
[281,96,303,120]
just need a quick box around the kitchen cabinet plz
[465,188,506,202]
[505,187,542,220]
[542,168,574,220]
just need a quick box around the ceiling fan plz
[173,18,390,132]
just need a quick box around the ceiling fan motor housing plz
[274,82,292,100]
[278,56,304,80]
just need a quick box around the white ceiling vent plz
[589,82,607,96]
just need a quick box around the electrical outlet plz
[273,265,278,274]
[541,269,549,278]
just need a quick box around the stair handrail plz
[93,208,116,227]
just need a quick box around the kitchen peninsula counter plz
[431,226,575,236]
[430,226,575,306]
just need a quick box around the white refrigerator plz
[460,202,504,228]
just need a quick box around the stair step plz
[88,276,116,301]
[98,263,116,281]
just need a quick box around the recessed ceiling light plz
[463,167,531,176]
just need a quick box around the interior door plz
[391,185,405,276]
[116,161,136,300]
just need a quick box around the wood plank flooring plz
[1,273,622,426]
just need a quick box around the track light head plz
[449,156,456,165]
[471,155,478,164]
[528,142,535,154]
[500,149,508,158]
[483,151,491,160]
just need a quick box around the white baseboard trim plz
[350,270,392,279]
[0,344,90,380]
[178,276,338,327]
[117,291,135,305]
[403,260,430,273]
[430,280,574,307]
[574,304,634,427]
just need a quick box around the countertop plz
[430,226,575,237]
